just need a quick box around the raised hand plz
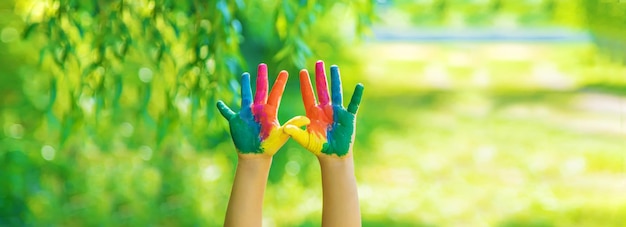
[217,64,309,156]
[284,61,364,157]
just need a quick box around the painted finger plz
[241,73,253,107]
[267,70,288,108]
[254,63,268,104]
[216,100,236,120]
[315,60,330,106]
[330,65,343,107]
[299,69,317,111]
[283,116,310,128]
[347,83,364,114]
[284,125,310,148]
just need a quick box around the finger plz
[284,125,310,148]
[241,73,253,107]
[347,83,364,114]
[283,116,310,128]
[299,69,317,110]
[216,100,236,120]
[330,65,343,107]
[315,60,330,106]
[267,70,288,108]
[254,63,268,104]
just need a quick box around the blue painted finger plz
[241,73,253,108]
[330,65,343,107]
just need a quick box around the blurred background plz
[0,0,625,226]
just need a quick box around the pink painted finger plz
[254,63,269,104]
[315,60,330,106]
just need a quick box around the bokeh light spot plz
[41,145,56,161]
[285,161,300,176]
[139,145,153,161]
[7,123,24,139]
[138,67,153,83]
[1,27,18,43]
[203,165,221,181]
[120,122,134,137]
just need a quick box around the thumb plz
[283,116,310,128]
[216,100,236,120]
[284,125,310,148]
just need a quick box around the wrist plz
[237,153,272,170]
[318,154,354,170]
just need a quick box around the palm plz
[285,61,363,157]
[217,64,307,155]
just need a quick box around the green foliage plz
[1,0,374,225]
[2,0,624,226]
[583,0,626,64]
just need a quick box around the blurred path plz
[372,27,591,43]
[353,41,626,226]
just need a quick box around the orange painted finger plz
[267,70,288,108]
[315,60,330,106]
[254,63,268,104]
[299,69,317,111]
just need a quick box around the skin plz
[284,60,364,227]
[217,64,308,227]
[217,64,309,155]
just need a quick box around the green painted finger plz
[216,100,236,120]
[347,83,364,114]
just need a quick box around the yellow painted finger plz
[284,125,325,155]
[260,127,289,156]
[283,116,310,128]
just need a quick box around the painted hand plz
[217,64,309,156]
[284,61,364,157]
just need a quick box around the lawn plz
[3,41,625,226]
[261,42,626,226]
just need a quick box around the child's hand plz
[284,61,364,158]
[217,64,309,157]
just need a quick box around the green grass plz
[2,42,625,226]
[260,42,626,226]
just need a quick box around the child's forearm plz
[224,155,272,227]
[318,156,361,227]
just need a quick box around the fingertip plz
[279,70,289,78]
[216,100,236,119]
[353,83,364,97]
[315,61,325,73]
[258,63,267,71]
[292,115,311,126]
[283,125,299,134]
[299,69,309,78]
[257,63,267,78]
[301,116,311,125]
